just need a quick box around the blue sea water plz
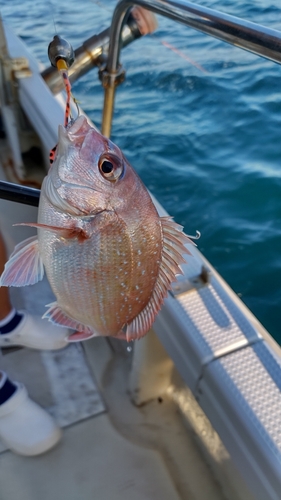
[1,0,281,342]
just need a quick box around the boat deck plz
[0,274,225,500]
[0,134,257,500]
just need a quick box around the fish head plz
[46,115,143,216]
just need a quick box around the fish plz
[0,114,193,342]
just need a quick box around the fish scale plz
[39,207,157,335]
[0,114,193,341]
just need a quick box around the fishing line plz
[160,40,208,74]
[89,0,111,13]
[149,33,208,74]
[48,35,77,163]
[49,66,75,164]
[47,0,58,36]
[78,1,206,73]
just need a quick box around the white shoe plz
[0,311,69,350]
[0,379,61,456]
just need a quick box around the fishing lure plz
[48,35,75,164]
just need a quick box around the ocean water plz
[1,0,281,342]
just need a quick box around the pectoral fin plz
[15,223,88,241]
[0,236,44,287]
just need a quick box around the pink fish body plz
[0,116,192,341]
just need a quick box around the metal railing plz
[101,0,281,136]
[1,0,281,203]
[41,13,145,95]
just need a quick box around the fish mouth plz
[64,114,96,141]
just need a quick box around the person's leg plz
[0,231,70,349]
[0,232,13,320]
[0,370,16,404]
[0,235,62,455]
[0,370,61,455]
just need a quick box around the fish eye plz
[101,160,114,174]
[98,153,123,181]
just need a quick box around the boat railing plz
[101,0,281,136]
[41,12,146,95]
[1,0,281,202]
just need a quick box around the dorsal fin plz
[126,217,192,341]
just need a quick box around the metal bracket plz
[171,265,211,297]
[98,64,126,88]
[11,57,32,79]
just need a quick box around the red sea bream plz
[0,115,193,341]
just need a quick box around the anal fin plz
[43,302,97,342]
[126,303,156,341]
